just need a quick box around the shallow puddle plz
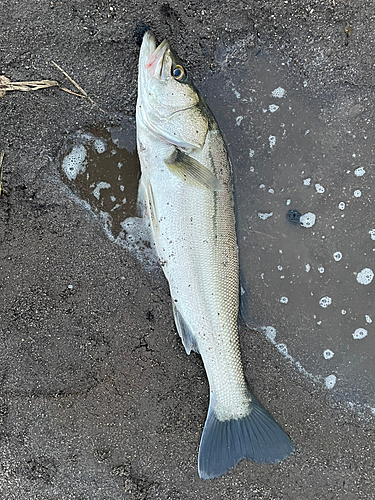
[58,44,374,419]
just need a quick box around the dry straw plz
[0,75,58,97]
[0,64,104,112]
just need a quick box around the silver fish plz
[136,31,294,479]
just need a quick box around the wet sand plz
[1,1,375,498]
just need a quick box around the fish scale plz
[136,30,294,479]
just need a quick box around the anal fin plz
[172,302,199,354]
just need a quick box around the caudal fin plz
[198,392,294,480]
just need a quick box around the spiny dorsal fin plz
[165,149,222,191]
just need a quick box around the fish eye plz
[172,64,186,81]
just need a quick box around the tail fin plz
[198,392,294,480]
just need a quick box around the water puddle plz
[57,43,375,419]
[58,123,157,269]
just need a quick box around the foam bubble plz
[271,87,286,98]
[277,344,288,355]
[323,349,334,359]
[258,212,273,220]
[269,104,279,113]
[354,167,365,176]
[286,199,291,205]
[352,328,368,340]
[369,229,375,241]
[269,135,276,148]
[236,116,243,126]
[353,189,362,198]
[325,374,337,389]
[319,296,332,308]
[305,264,311,272]
[356,268,374,285]
[338,202,346,210]
[365,315,372,324]
[333,252,342,261]
[303,178,311,186]
[318,266,325,273]
[62,144,87,181]
[263,326,277,341]
[315,183,325,194]
[249,149,255,157]
[300,212,316,228]
[93,138,107,154]
[280,296,289,304]
[93,181,111,200]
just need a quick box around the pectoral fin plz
[165,149,222,191]
[145,179,159,239]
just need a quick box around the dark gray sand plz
[1,2,374,498]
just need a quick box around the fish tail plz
[197,390,294,480]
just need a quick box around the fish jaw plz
[139,31,169,80]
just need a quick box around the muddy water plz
[58,48,375,418]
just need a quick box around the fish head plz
[137,31,208,150]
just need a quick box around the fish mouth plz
[145,39,169,80]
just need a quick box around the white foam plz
[365,315,372,324]
[258,212,273,220]
[356,268,374,285]
[318,266,325,273]
[249,149,255,157]
[286,199,291,205]
[93,138,107,154]
[323,349,334,360]
[341,309,347,315]
[353,189,362,197]
[303,178,311,186]
[276,343,288,355]
[319,296,332,308]
[300,212,316,228]
[333,252,342,261]
[62,144,87,181]
[354,167,365,176]
[269,104,279,113]
[369,229,375,241]
[93,181,111,200]
[352,328,368,340]
[280,296,289,304]
[262,326,276,341]
[338,202,346,210]
[271,87,286,98]
[235,116,243,126]
[305,264,311,272]
[325,374,337,389]
[269,135,276,148]
[315,183,325,194]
